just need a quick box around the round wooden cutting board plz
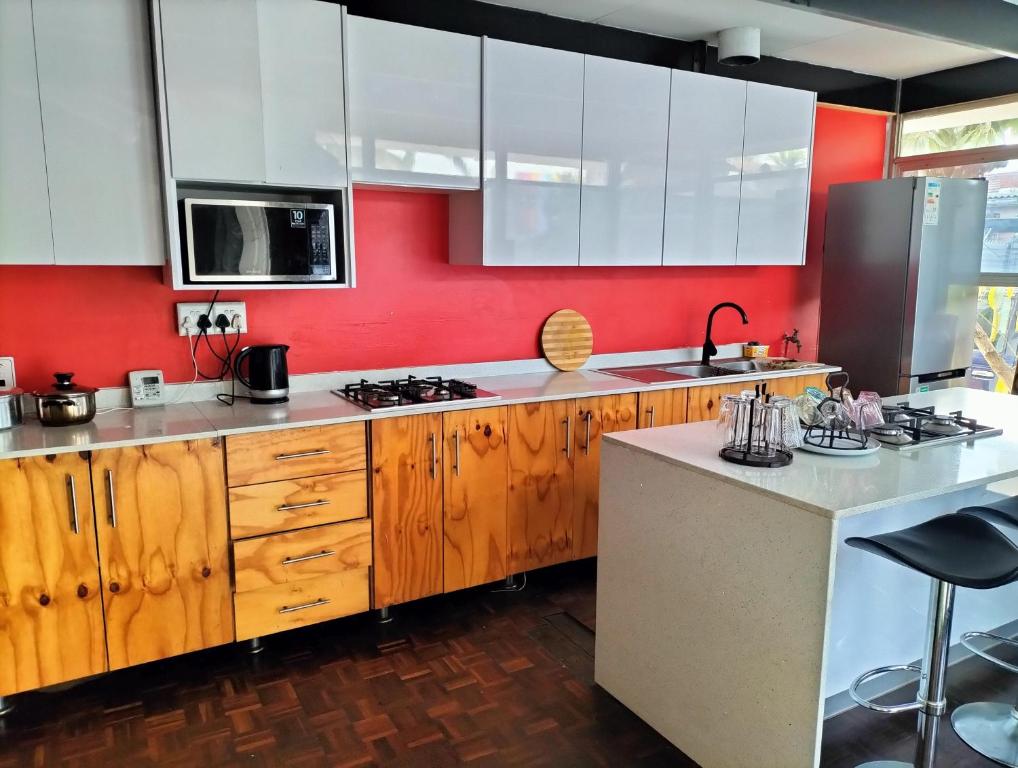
[541,309,593,371]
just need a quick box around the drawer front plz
[234,568,370,641]
[226,423,367,486]
[229,470,367,538]
[234,519,372,593]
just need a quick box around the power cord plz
[167,327,201,405]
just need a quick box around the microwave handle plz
[233,346,254,389]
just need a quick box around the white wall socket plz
[176,301,248,336]
[0,357,14,389]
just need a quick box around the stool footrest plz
[961,631,1018,674]
[849,664,923,714]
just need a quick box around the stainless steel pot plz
[33,373,97,427]
[0,388,23,430]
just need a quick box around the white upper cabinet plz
[258,0,347,187]
[34,0,165,266]
[579,55,670,266]
[159,0,348,187]
[160,0,265,183]
[736,81,815,265]
[347,17,480,189]
[0,0,54,265]
[663,70,747,266]
[480,38,584,266]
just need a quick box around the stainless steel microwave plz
[180,198,341,284]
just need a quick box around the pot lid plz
[33,372,97,398]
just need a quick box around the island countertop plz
[603,387,1018,519]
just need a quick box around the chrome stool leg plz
[0,696,13,717]
[951,631,1018,767]
[851,579,955,768]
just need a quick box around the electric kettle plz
[234,344,290,404]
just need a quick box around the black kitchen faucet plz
[701,302,749,366]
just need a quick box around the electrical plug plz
[214,313,231,331]
[196,313,213,332]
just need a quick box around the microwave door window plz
[191,205,270,277]
[235,206,270,275]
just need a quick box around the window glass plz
[973,286,1018,392]
[900,98,1018,157]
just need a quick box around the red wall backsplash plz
[1,106,887,390]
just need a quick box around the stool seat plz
[846,513,1018,589]
[960,496,1018,528]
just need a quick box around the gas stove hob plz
[868,403,1003,451]
[333,375,501,411]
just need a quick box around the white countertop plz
[604,387,1018,520]
[0,363,838,460]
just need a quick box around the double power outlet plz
[175,301,249,337]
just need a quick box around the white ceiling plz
[484,0,997,79]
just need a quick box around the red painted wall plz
[0,105,886,390]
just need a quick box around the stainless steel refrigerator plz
[819,177,988,396]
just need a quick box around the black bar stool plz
[952,498,1018,767]
[845,513,1018,768]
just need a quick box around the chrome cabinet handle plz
[66,475,80,535]
[278,597,330,614]
[647,406,656,428]
[104,469,118,528]
[275,449,330,461]
[277,499,330,512]
[563,416,573,457]
[281,549,335,566]
[429,432,438,478]
[453,429,461,477]
[584,411,592,455]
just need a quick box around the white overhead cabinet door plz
[482,39,584,266]
[347,17,480,189]
[257,0,347,187]
[579,55,670,266]
[0,0,54,265]
[663,71,747,266]
[736,82,815,266]
[160,0,347,187]
[34,0,165,266]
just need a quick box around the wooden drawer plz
[229,470,367,538]
[226,423,366,486]
[234,519,372,593]
[234,568,370,641]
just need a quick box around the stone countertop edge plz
[0,364,840,461]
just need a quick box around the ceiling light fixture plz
[718,26,760,66]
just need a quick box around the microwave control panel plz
[129,369,166,407]
[308,212,333,275]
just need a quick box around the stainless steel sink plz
[715,360,771,373]
[660,364,736,378]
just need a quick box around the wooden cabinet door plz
[92,440,232,670]
[687,381,761,423]
[508,401,574,572]
[765,375,804,398]
[371,414,444,608]
[0,453,105,695]
[800,372,832,394]
[637,388,689,428]
[443,407,508,592]
[573,395,637,559]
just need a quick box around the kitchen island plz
[595,387,1018,768]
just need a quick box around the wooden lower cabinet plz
[371,414,444,608]
[686,380,763,422]
[573,395,637,559]
[507,401,574,572]
[637,388,688,428]
[0,453,106,696]
[91,440,233,670]
[443,407,508,592]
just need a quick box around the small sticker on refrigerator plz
[923,179,941,225]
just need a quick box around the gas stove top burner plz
[334,374,499,411]
[867,402,1002,450]
[923,414,966,435]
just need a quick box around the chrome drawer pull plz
[274,449,330,461]
[281,549,336,566]
[277,499,331,512]
[66,475,80,535]
[647,406,656,428]
[105,469,118,528]
[278,597,330,614]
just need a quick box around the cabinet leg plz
[377,607,393,624]
[0,696,13,717]
[247,637,265,655]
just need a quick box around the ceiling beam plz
[759,0,1018,57]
